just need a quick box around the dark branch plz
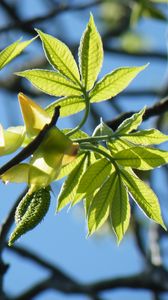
[0,0,103,34]
[107,96,168,131]
[0,106,60,176]
[104,45,167,60]
[12,268,168,300]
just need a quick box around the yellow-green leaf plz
[57,154,87,212]
[18,93,51,137]
[1,163,29,183]
[78,14,103,91]
[123,129,168,145]
[121,168,166,229]
[46,96,85,117]
[110,175,130,243]
[90,65,147,103]
[56,153,86,180]
[116,107,146,134]
[36,29,80,84]
[16,70,82,97]
[114,147,168,170]
[88,171,116,235]
[0,125,25,156]
[77,158,112,195]
[0,37,35,70]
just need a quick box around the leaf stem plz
[66,90,90,137]
[80,143,119,170]
[73,135,113,143]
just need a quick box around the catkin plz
[8,187,51,246]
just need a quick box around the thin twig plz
[107,96,168,131]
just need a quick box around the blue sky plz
[0,1,168,299]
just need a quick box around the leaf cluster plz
[0,14,167,245]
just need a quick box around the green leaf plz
[88,171,116,235]
[84,192,95,218]
[121,168,165,229]
[123,129,168,145]
[90,65,147,103]
[56,153,86,180]
[150,0,168,2]
[110,174,130,244]
[108,139,131,155]
[114,146,168,170]
[16,70,82,97]
[77,158,112,195]
[45,96,85,118]
[0,125,25,156]
[1,163,29,183]
[57,154,87,211]
[92,120,113,136]
[78,14,103,91]
[36,29,80,84]
[0,37,35,70]
[116,107,146,134]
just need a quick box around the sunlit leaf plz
[1,163,29,183]
[121,168,166,229]
[0,125,25,156]
[88,171,116,235]
[36,29,80,84]
[114,147,168,170]
[77,158,112,195]
[16,70,82,97]
[78,14,103,90]
[116,107,146,134]
[18,93,51,137]
[123,129,168,145]
[57,154,87,212]
[110,174,130,243]
[90,65,147,103]
[0,37,35,70]
[108,139,131,155]
[46,96,85,117]
[56,153,86,180]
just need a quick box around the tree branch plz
[107,96,168,131]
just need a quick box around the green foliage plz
[0,14,167,245]
[0,37,35,70]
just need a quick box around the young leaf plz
[120,168,165,229]
[77,158,112,195]
[0,125,25,156]
[57,155,87,212]
[110,174,130,244]
[92,120,113,137]
[88,171,116,235]
[114,147,168,170]
[78,14,103,91]
[56,153,86,180]
[18,93,51,137]
[46,96,85,117]
[16,70,82,97]
[123,129,168,145]
[90,65,147,103]
[36,29,80,84]
[108,139,131,155]
[1,163,29,183]
[0,37,35,70]
[116,107,146,134]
